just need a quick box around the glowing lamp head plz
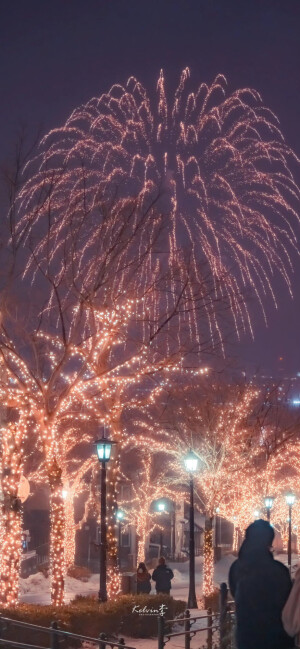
[184,449,200,473]
[157,501,166,512]
[264,496,274,510]
[116,510,124,520]
[286,493,296,507]
[254,510,260,518]
[95,436,116,463]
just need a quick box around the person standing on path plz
[152,556,174,595]
[136,562,151,594]
[229,519,294,649]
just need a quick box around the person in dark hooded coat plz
[229,519,294,649]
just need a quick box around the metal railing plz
[157,607,218,649]
[0,615,137,649]
[157,583,236,649]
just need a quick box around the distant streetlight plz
[156,499,176,560]
[116,510,125,569]
[254,510,260,518]
[285,493,296,572]
[264,496,274,522]
[184,449,200,609]
[156,500,167,555]
[95,434,116,602]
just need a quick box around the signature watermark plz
[132,603,168,617]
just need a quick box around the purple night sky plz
[0,0,299,375]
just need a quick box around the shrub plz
[0,594,186,641]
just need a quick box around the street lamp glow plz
[157,501,166,512]
[116,510,124,520]
[264,496,274,510]
[62,489,68,500]
[95,437,115,462]
[184,449,200,473]
[254,510,260,517]
[286,493,296,506]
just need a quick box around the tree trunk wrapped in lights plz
[63,490,76,571]
[0,423,23,607]
[106,460,120,598]
[203,516,214,598]
[48,459,65,606]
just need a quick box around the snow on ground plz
[20,553,299,604]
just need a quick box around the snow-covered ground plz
[19,553,299,648]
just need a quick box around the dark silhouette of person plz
[136,561,151,594]
[229,519,294,649]
[152,556,174,595]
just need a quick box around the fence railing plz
[0,615,137,649]
[157,582,235,649]
[158,607,218,649]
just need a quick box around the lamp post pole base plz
[187,591,198,609]
[98,590,108,603]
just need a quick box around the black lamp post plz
[184,449,200,609]
[285,493,296,573]
[157,501,167,556]
[116,510,124,569]
[264,496,274,522]
[95,435,116,602]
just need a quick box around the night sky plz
[1,0,300,375]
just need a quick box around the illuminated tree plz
[132,378,261,596]
[119,448,183,563]
[0,245,216,605]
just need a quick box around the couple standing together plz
[137,556,174,595]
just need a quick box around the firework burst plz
[15,69,299,338]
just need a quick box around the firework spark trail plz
[15,69,300,340]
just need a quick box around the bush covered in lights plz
[0,595,186,641]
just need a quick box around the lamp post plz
[264,496,274,522]
[116,510,124,569]
[95,435,116,602]
[157,501,166,555]
[285,493,296,573]
[184,449,200,609]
